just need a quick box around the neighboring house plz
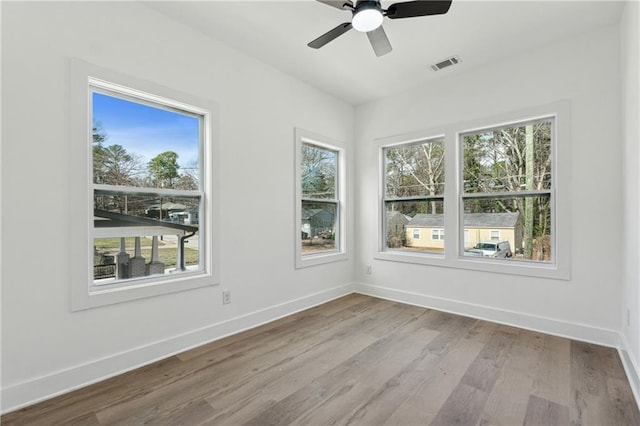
[145,202,188,220]
[301,208,335,239]
[406,212,522,251]
[169,208,199,225]
[386,210,410,248]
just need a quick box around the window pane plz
[301,144,337,199]
[93,192,201,283]
[462,195,551,262]
[385,139,445,198]
[462,120,552,194]
[93,233,199,284]
[301,201,337,254]
[385,200,444,254]
[94,192,200,222]
[92,92,200,190]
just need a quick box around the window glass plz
[299,141,341,258]
[301,144,337,200]
[301,200,337,253]
[92,91,203,284]
[383,139,445,254]
[385,141,445,198]
[462,120,552,194]
[462,119,553,262]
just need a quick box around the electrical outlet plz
[223,291,231,305]
[365,265,372,275]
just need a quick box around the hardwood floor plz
[3,294,639,425]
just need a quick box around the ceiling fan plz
[308,0,452,57]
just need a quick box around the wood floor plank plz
[523,394,570,426]
[2,295,638,426]
[202,333,378,424]
[605,376,640,426]
[341,314,485,425]
[531,334,571,407]
[479,329,545,426]
[431,383,490,426]
[383,320,495,425]
[0,356,184,426]
[429,325,519,426]
[240,325,440,425]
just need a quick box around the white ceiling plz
[148,0,624,105]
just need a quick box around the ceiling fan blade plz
[386,0,452,19]
[308,22,353,49]
[315,0,354,10]
[366,26,392,57]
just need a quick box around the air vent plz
[430,55,462,72]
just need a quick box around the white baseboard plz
[1,282,356,415]
[353,282,619,347]
[619,333,640,409]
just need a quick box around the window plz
[376,102,570,279]
[70,60,219,310]
[92,89,205,284]
[461,118,553,263]
[382,137,445,255]
[295,128,346,268]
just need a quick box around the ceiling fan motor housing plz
[352,0,384,32]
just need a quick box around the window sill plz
[296,251,348,269]
[375,250,570,281]
[72,272,218,311]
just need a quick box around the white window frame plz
[432,229,445,240]
[413,229,421,240]
[375,102,571,280]
[490,230,500,241]
[377,129,448,265]
[294,128,347,268]
[70,59,220,311]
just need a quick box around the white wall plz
[354,25,623,344]
[621,0,640,399]
[0,2,354,412]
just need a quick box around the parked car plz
[464,249,484,257]
[473,241,512,258]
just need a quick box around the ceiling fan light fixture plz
[352,2,384,32]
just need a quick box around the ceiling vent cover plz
[430,55,462,72]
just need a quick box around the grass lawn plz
[140,247,199,267]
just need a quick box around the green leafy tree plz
[148,151,180,188]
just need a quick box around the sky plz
[92,92,200,168]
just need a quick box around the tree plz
[92,123,148,214]
[301,145,336,199]
[174,159,199,190]
[385,141,445,216]
[93,122,108,184]
[100,145,143,186]
[148,151,180,188]
[462,121,552,260]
